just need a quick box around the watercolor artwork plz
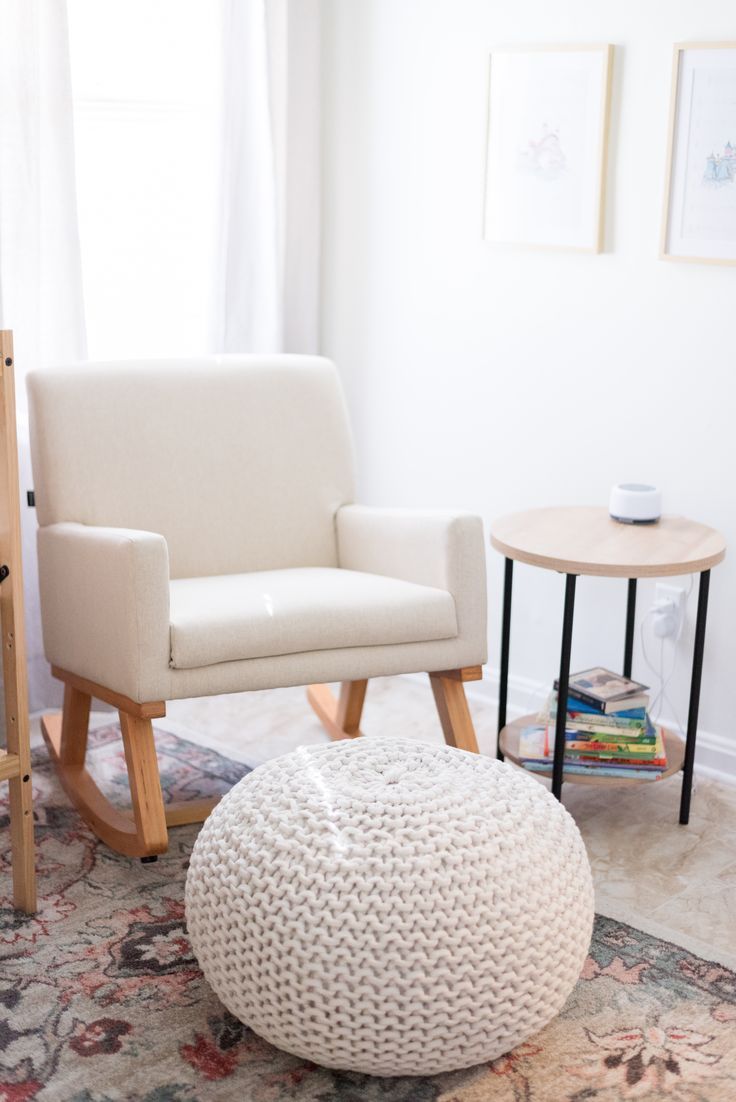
[702,141,736,187]
[484,46,612,252]
[663,45,736,263]
[517,124,567,180]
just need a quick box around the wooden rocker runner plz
[28,355,487,859]
[40,672,216,859]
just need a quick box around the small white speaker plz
[609,483,662,525]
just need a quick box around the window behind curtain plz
[67,0,221,359]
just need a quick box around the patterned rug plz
[1,725,735,1101]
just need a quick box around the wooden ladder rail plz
[0,331,36,912]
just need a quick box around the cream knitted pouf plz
[185,737,594,1077]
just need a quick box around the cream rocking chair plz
[27,356,487,859]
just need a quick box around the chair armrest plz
[336,505,487,663]
[37,522,171,703]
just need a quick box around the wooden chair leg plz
[42,705,170,859]
[307,680,368,740]
[59,683,91,766]
[43,668,220,858]
[119,712,168,855]
[429,669,480,754]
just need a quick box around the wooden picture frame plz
[483,44,614,253]
[661,43,736,265]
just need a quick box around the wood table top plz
[490,506,726,578]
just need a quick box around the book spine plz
[548,709,646,729]
[564,749,659,759]
[539,724,653,746]
[566,730,652,742]
[550,693,647,720]
[561,731,653,745]
[565,754,664,765]
[544,716,649,736]
[523,762,663,779]
[522,750,664,765]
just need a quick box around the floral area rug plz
[1,725,735,1101]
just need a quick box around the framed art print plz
[662,43,736,264]
[483,45,613,252]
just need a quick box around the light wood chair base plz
[42,676,219,858]
[43,712,163,858]
[306,681,368,741]
[44,664,482,859]
[308,667,482,753]
[428,668,481,753]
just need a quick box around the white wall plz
[320,0,736,779]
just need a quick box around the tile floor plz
[59,674,735,966]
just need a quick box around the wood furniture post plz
[307,680,368,741]
[42,667,221,858]
[308,667,483,752]
[59,683,91,766]
[429,668,481,754]
[119,712,168,855]
[0,331,36,912]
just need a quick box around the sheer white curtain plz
[0,0,86,711]
[212,0,321,353]
[0,0,87,387]
[68,0,222,360]
[0,0,321,709]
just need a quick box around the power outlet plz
[651,583,687,639]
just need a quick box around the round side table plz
[490,507,726,824]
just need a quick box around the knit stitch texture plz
[185,737,594,1076]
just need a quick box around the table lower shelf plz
[499,714,686,787]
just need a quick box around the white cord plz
[639,581,691,738]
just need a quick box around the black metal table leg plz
[497,557,513,761]
[624,578,637,678]
[552,574,577,800]
[679,570,710,825]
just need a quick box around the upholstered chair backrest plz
[27,356,356,579]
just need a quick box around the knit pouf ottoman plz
[185,737,593,1077]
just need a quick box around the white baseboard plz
[459,669,736,787]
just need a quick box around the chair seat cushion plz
[168,567,458,670]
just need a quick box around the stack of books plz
[519,667,667,780]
